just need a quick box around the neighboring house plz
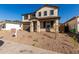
[63,16,79,33]
[0,22,21,30]
[3,23,21,30]
[22,5,60,32]
[2,23,21,30]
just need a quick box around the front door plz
[46,22,51,32]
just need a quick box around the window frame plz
[50,10,54,15]
[44,11,47,16]
[38,12,41,16]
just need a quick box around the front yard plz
[0,30,79,53]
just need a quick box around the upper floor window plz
[44,11,47,16]
[38,12,41,16]
[50,10,54,15]
[24,15,28,19]
[31,14,35,19]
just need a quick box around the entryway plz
[46,22,51,32]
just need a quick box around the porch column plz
[37,21,40,32]
[55,19,59,32]
[30,22,33,32]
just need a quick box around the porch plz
[30,19,59,32]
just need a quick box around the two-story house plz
[22,5,60,32]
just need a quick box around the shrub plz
[33,39,38,42]
[32,43,36,46]
[72,35,78,48]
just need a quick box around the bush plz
[73,35,76,40]
[33,39,38,42]
[70,29,76,33]
[72,35,78,48]
[32,43,36,46]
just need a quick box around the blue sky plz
[0,4,79,23]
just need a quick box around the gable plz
[35,6,58,18]
[36,6,54,12]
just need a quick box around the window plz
[44,11,47,16]
[50,10,54,15]
[38,12,41,16]
[31,14,35,19]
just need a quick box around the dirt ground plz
[0,30,79,54]
[0,39,55,54]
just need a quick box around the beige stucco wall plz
[28,15,31,19]
[65,18,77,31]
[36,7,58,18]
